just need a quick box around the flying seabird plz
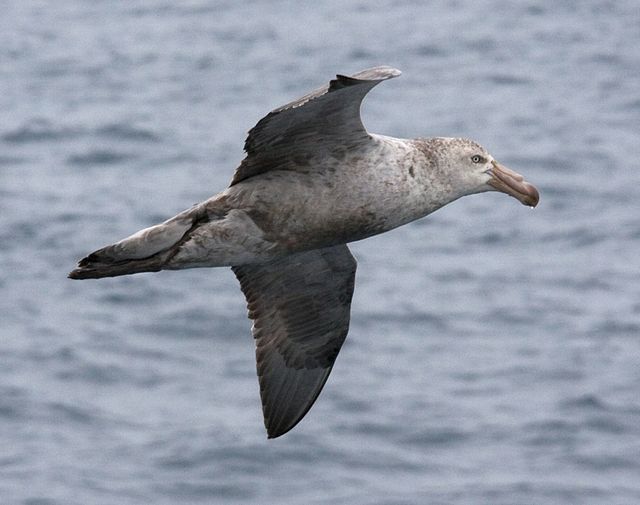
[69,66,539,438]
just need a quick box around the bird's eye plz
[471,155,485,164]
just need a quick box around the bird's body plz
[70,66,539,438]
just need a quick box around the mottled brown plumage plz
[69,66,539,438]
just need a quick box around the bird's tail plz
[68,209,200,280]
[68,251,167,279]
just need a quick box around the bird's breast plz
[226,139,433,252]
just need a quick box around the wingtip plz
[380,65,402,77]
[264,418,293,439]
[265,426,292,439]
[349,65,402,81]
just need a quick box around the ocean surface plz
[2,1,639,504]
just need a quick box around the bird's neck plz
[364,135,467,231]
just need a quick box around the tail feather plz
[68,252,167,279]
[68,209,200,280]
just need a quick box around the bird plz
[69,66,539,438]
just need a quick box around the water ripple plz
[95,123,161,142]
[67,150,137,166]
[3,1,640,504]
[2,119,79,143]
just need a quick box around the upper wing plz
[232,244,357,438]
[230,66,401,186]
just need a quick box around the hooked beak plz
[487,160,539,207]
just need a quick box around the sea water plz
[1,1,639,504]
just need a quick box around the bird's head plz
[436,138,539,207]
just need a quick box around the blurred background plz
[1,1,639,504]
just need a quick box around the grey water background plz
[1,0,639,503]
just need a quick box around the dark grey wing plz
[230,66,401,185]
[232,244,357,438]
